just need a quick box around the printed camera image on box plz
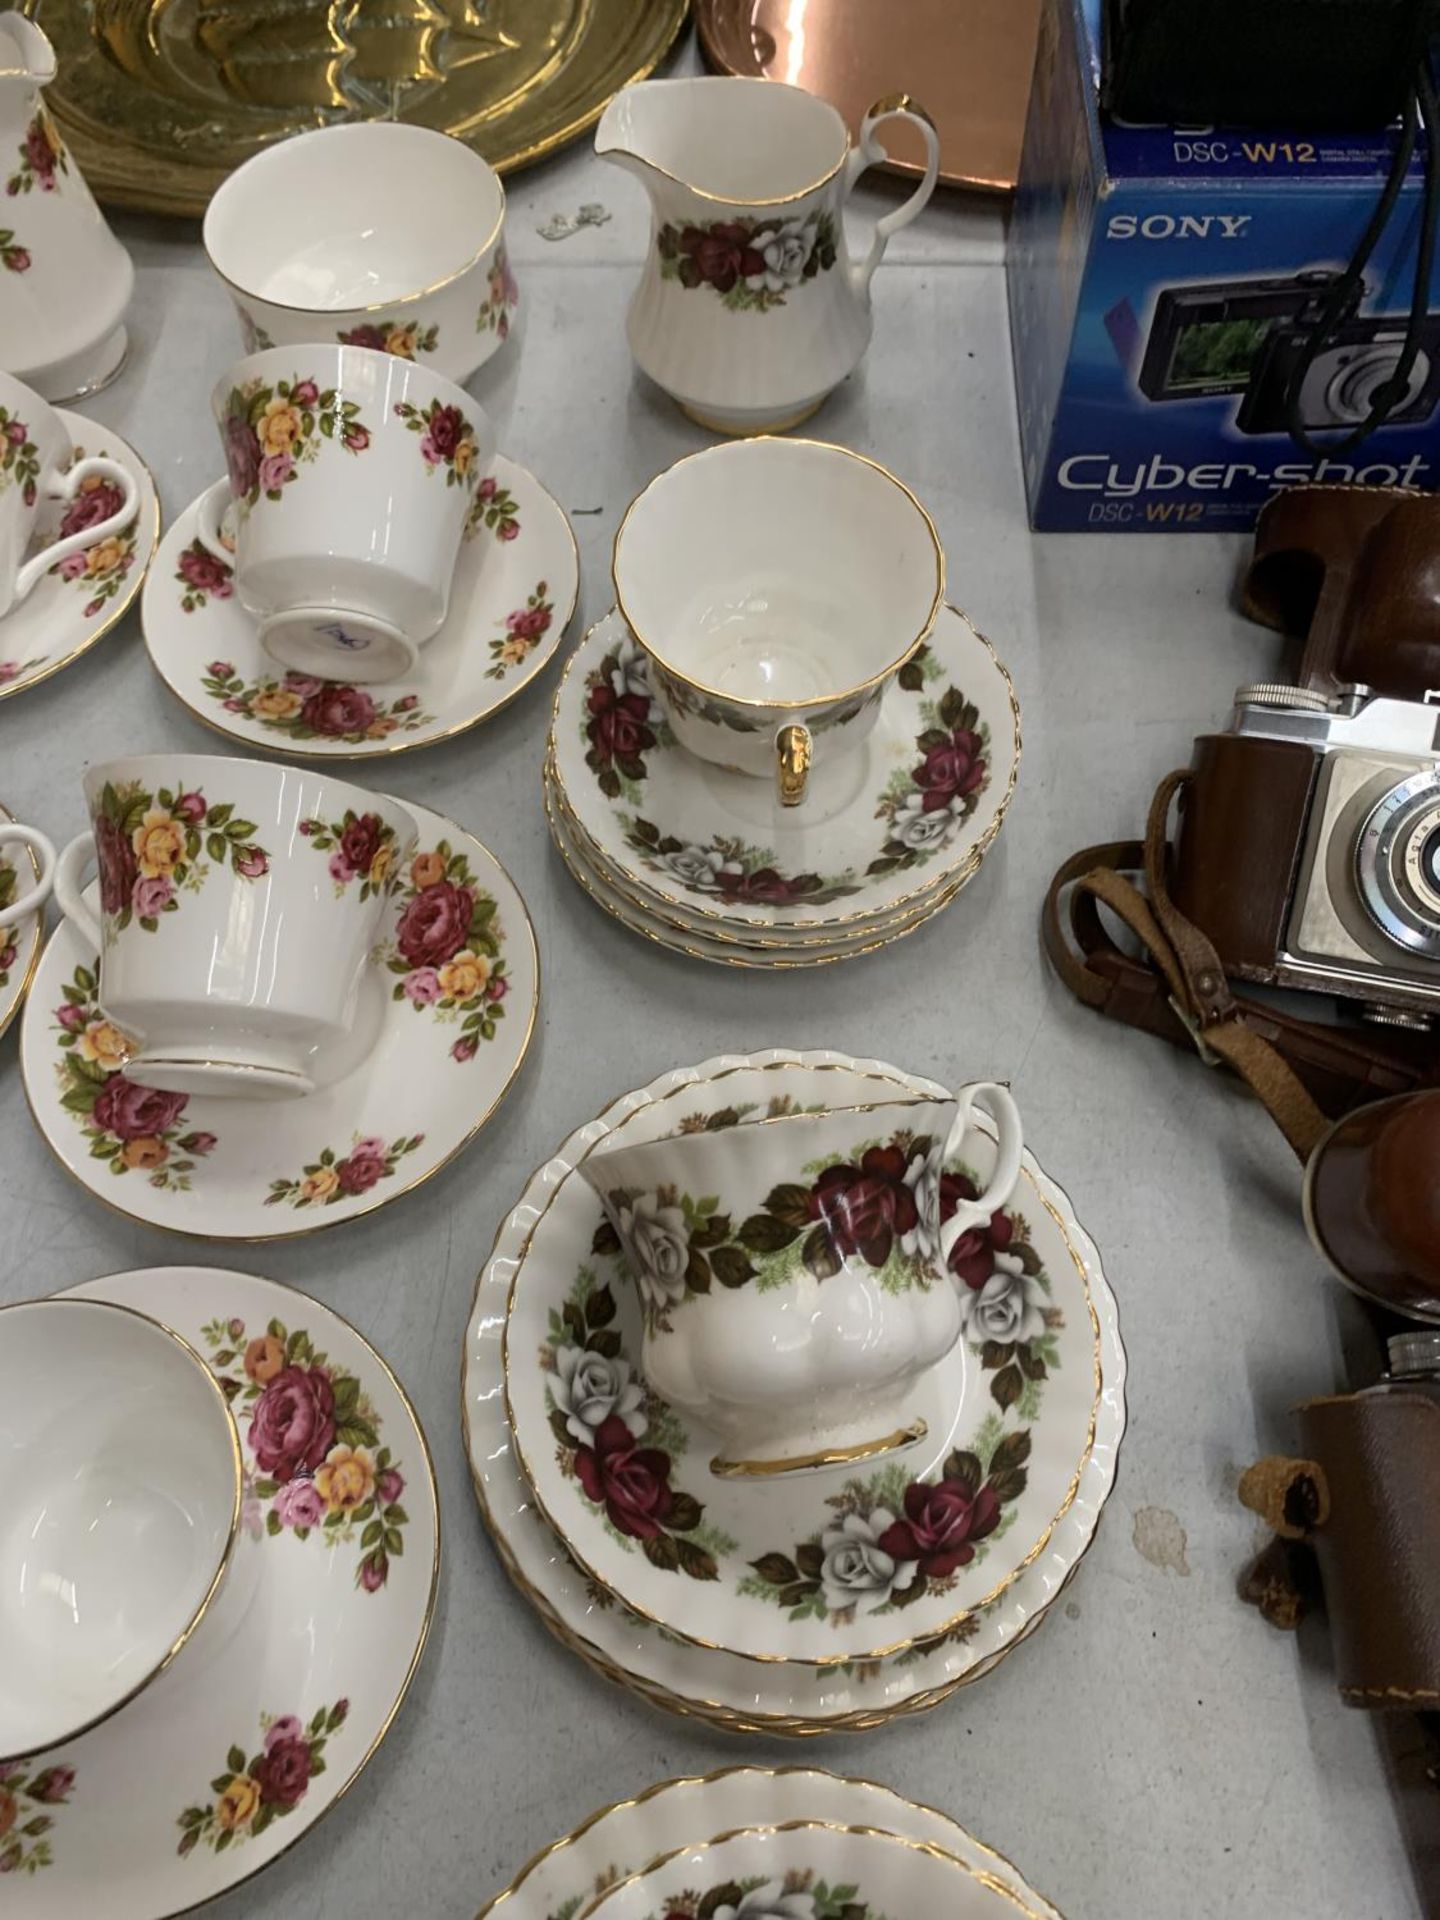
[1008,0,1440,530]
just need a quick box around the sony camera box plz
[1008,0,1439,531]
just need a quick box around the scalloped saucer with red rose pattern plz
[464,1048,1126,1731]
[19,798,537,1238]
[0,412,160,706]
[548,605,1020,932]
[141,454,577,759]
[0,1264,439,1920]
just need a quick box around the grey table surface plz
[0,36,1428,1920]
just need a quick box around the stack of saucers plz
[479,1765,1065,1920]
[543,440,1021,967]
[465,1046,1126,1736]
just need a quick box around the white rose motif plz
[818,1507,919,1614]
[890,788,962,854]
[615,1191,691,1313]
[551,1344,645,1443]
[900,1141,946,1264]
[657,843,726,891]
[713,1884,817,1920]
[746,218,817,293]
[608,640,654,709]
[958,1249,1048,1345]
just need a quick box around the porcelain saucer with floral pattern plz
[548,605,1019,932]
[141,454,577,759]
[503,1068,1102,1667]
[19,798,537,1238]
[0,800,45,1045]
[464,1048,1126,1732]
[543,758,978,969]
[0,413,159,705]
[476,1765,1063,1920]
[5,1264,438,1920]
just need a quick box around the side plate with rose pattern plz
[1,1264,439,1920]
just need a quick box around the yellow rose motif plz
[260,397,304,456]
[453,438,475,478]
[299,1165,341,1204]
[121,1136,167,1170]
[132,808,186,876]
[215,1775,260,1832]
[386,325,417,359]
[315,1443,376,1513]
[368,843,394,889]
[86,535,127,577]
[252,686,302,719]
[79,1017,132,1070]
[365,717,397,739]
[410,851,444,888]
[438,949,489,1000]
[244,1333,285,1383]
[498,636,529,667]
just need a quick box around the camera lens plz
[1356,774,1440,957]
[1325,345,1428,424]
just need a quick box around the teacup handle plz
[53,830,102,955]
[776,725,812,808]
[12,458,140,605]
[843,93,941,297]
[937,1082,1024,1263]
[0,824,56,928]
[194,479,237,568]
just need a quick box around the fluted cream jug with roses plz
[580,1082,1023,1477]
[595,76,940,434]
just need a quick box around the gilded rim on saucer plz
[462,1048,1126,1734]
[475,1764,1061,1920]
[547,603,1021,930]
[60,1264,441,1920]
[0,1296,245,1763]
[612,439,944,713]
[573,1819,1055,1920]
[544,764,978,967]
[19,805,540,1243]
[0,422,161,707]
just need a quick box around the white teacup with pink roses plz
[53,752,417,1101]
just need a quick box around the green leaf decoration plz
[802,1224,843,1280]
[750,1552,799,1588]
[666,1490,703,1533]
[585,1284,616,1328]
[641,1530,681,1574]
[736,1212,800,1255]
[674,1537,719,1581]
[991,1364,1023,1412]
[942,1449,983,1494]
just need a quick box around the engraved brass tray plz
[28,0,690,217]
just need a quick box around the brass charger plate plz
[694,0,1039,193]
[30,0,690,217]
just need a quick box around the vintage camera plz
[1137,269,1356,401]
[1173,682,1440,1025]
[1236,312,1440,435]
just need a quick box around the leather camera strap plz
[1043,770,1435,1161]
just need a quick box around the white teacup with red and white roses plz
[52,753,417,1101]
[580,1082,1023,1476]
[0,369,140,621]
[194,344,495,685]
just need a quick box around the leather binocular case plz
[1304,1088,1440,1320]
[1240,1347,1440,1711]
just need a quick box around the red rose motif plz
[290,380,319,407]
[94,811,137,916]
[339,325,387,350]
[716,867,801,905]
[677,222,764,293]
[425,404,465,458]
[300,684,377,737]
[223,414,261,498]
[24,120,56,188]
[506,605,551,640]
[913,727,988,815]
[574,1414,675,1540]
[343,423,370,454]
[175,791,207,824]
[336,1144,387,1194]
[248,1365,336,1482]
[92,1077,188,1143]
[939,1171,1014,1289]
[25,1767,73,1805]
[251,1734,312,1810]
[359,1555,387,1592]
[58,480,124,538]
[181,543,234,595]
[877,1477,1001,1579]
[395,880,474,967]
[339,812,384,877]
[586,681,655,768]
[808,1143,923,1269]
